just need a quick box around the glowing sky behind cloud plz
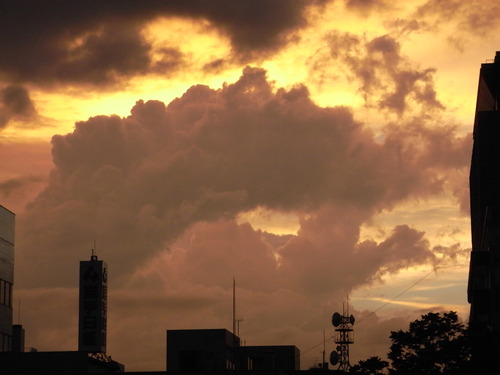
[0,0,495,370]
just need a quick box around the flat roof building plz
[238,345,300,372]
[0,350,124,374]
[166,328,300,372]
[0,205,15,352]
[167,329,240,372]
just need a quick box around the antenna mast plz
[330,298,355,373]
[91,240,98,260]
[323,330,326,367]
[232,277,236,337]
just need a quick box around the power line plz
[300,263,465,357]
[356,264,465,326]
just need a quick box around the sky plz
[0,0,493,370]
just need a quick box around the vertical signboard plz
[78,255,107,353]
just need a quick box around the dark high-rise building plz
[79,255,107,353]
[0,205,15,352]
[468,51,500,372]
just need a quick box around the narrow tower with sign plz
[330,303,355,373]
[78,251,108,356]
[77,250,124,371]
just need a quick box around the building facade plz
[468,51,500,373]
[166,329,300,372]
[167,329,240,372]
[78,255,107,353]
[0,205,14,352]
[239,345,300,371]
[0,351,124,374]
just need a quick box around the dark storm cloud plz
[0,0,325,86]
[0,85,36,128]
[54,23,156,86]
[17,67,468,289]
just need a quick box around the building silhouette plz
[79,254,108,353]
[468,51,500,373]
[238,345,300,372]
[167,329,240,372]
[166,328,300,372]
[1,205,303,374]
[0,205,15,352]
[0,248,123,374]
[1,351,124,375]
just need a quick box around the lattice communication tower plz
[330,304,355,373]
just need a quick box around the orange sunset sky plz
[0,0,495,370]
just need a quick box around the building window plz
[179,350,200,371]
[0,279,13,306]
[492,207,500,225]
[496,287,500,311]
[0,332,12,352]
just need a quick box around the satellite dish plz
[332,312,342,327]
[349,314,355,325]
[329,350,339,365]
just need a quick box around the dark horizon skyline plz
[0,0,491,371]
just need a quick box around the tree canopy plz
[387,311,471,375]
[350,356,389,374]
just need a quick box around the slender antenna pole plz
[233,277,236,336]
[91,240,97,260]
[323,330,326,366]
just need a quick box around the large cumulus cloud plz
[13,67,471,370]
[16,67,464,288]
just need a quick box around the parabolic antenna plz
[332,312,342,327]
[330,350,339,365]
[350,314,355,325]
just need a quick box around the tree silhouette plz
[350,356,389,374]
[388,311,471,375]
